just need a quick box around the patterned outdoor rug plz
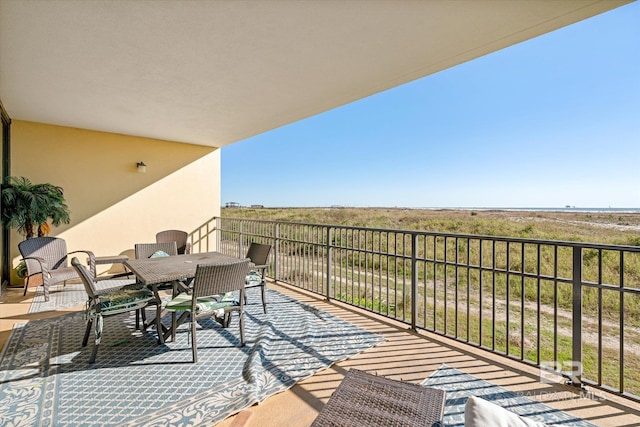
[422,364,597,426]
[28,278,138,313]
[1,288,385,426]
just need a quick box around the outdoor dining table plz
[124,251,246,344]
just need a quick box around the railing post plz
[238,221,244,259]
[326,226,332,301]
[411,233,417,331]
[571,246,583,387]
[274,223,280,283]
[214,217,219,252]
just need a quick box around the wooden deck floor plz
[2,282,639,427]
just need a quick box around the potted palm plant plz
[1,176,71,238]
[1,176,71,284]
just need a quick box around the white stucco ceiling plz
[0,0,631,147]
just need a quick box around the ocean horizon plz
[413,206,640,213]
[235,206,640,213]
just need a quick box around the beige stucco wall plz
[8,120,220,284]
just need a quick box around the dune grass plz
[222,207,640,245]
[221,207,640,395]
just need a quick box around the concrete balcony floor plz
[2,282,639,427]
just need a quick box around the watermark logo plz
[537,361,606,402]
[540,360,582,385]
[518,389,606,402]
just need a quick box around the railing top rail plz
[218,217,640,252]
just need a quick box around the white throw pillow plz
[464,396,548,427]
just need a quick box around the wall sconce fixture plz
[136,161,147,173]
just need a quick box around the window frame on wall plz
[1,100,11,288]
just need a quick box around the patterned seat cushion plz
[166,292,239,315]
[89,288,154,316]
[149,250,170,258]
[246,271,263,286]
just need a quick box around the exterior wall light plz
[136,161,147,173]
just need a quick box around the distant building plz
[250,204,264,209]
[225,201,241,208]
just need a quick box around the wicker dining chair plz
[133,241,180,330]
[71,257,154,364]
[155,230,191,255]
[18,236,96,302]
[135,241,182,292]
[165,258,250,363]
[244,242,272,313]
[135,241,178,259]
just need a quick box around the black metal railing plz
[194,217,640,402]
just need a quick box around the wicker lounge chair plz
[244,242,271,313]
[166,258,250,363]
[18,236,96,302]
[155,230,191,254]
[71,257,154,364]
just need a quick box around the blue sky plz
[222,3,639,209]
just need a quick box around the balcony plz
[2,216,639,426]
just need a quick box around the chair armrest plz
[20,256,48,276]
[251,264,268,278]
[69,250,96,278]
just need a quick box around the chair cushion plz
[149,250,170,258]
[166,292,239,315]
[464,396,549,427]
[89,288,154,316]
[245,271,263,287]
